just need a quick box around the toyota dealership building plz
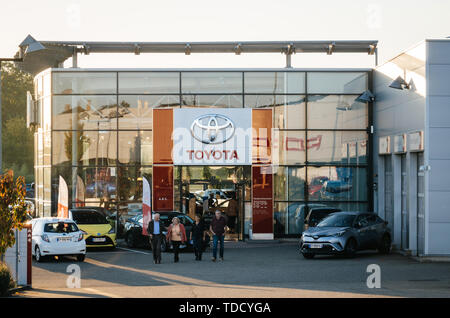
[17,36,450,256]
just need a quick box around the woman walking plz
[190,214,207,261]
[166,217,187,263]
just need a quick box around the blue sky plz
[1,0,449,68]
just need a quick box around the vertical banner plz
[252,166,274,238]
[142,176,152,236]
[57,176,69,218]
[75,175,85,207]
[153,166,174,211]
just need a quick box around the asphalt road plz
[15,241,450,298]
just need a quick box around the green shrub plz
[0,262,15,297]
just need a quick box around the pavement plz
[12,241,450,298]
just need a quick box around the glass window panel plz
[288,167,306,201]
[43,131,51,166]
[273,96,305,129]
[181,95,242,108]
[119,72,179,94]
[118,131,153,165]
[52,72,117,94]
[273,167,287,201]
[43,168,51,201]
[273,130,306,165]
[181,72,242,94]
[244,72,305,94]
[307,72,367,94]
[53,95,118,130]
[284,202,308,235]
[118,95,179,129]
[306,131,368,164]
[307,202,368,214]
[37,130,43,166]
[307,95,367,129]
[52,131,117,166]
[273,202,288,236]
[52,166,117,204]
[307,167,367,201]
[43,97,51,131]
[117,166,152,203]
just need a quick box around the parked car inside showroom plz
[124,212,210,252]
[300,211,391,259]
[31,217,86,262]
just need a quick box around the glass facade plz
[33,69,371,238]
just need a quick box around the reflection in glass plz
[273,130,306,165]
[307,72,367,94]
[306,131,367,164]
[307,167,367,201]
[244,72,305,94]
[181,95,242,108]
[273,202,287,235]
[288,167,305,201]
[118,95,179,129]
[274,167,287,201]
[52,131,117,166]
[53,72,117,94]
[119,72,179,94]
[307,95,367,129]
[118,131,153,165]
[181,72,242,94]
[53,96,118,130]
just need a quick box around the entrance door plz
[177,166,247,241]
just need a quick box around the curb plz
[9,285,32,294]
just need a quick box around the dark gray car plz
[300,211,392,259]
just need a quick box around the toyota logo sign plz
[190,114,235,144]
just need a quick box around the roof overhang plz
[15,35,378,75]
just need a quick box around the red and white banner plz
[142,176,152,236]
[57,176,69,218]
[74,175,85,208]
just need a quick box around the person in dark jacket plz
[210,210,227,262]
[148,213,167,264]
[190,214,207,261]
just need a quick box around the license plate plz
[310,243,323,249]
[92,237,106,242]
[57,237,72,242]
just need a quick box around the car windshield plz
[44,222,79,233]
[71,211,109,224]
[317,214,356,227]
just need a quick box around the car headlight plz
[335,230,347,237]
[108,227,115,234]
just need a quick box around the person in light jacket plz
[166,217,187,263]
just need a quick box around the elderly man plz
[210,210,227,262]
[148,213,167,264]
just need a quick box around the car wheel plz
[126,232,136,248]
[35,246,44,263]
[76,254,85,262]
[344,238,357,258]
[378,234,391,254]
[302,253,315,259]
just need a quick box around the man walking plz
[148,213,166,264]
[210,210,227,262]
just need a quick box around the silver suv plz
[300,211,391,259]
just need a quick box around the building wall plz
[373,42,426,253]
[426,40,450,255]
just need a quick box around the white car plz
[31,217,86,262]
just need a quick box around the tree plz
[1,62,34,181]
[0,171,27,261]
[2,117,34,181]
